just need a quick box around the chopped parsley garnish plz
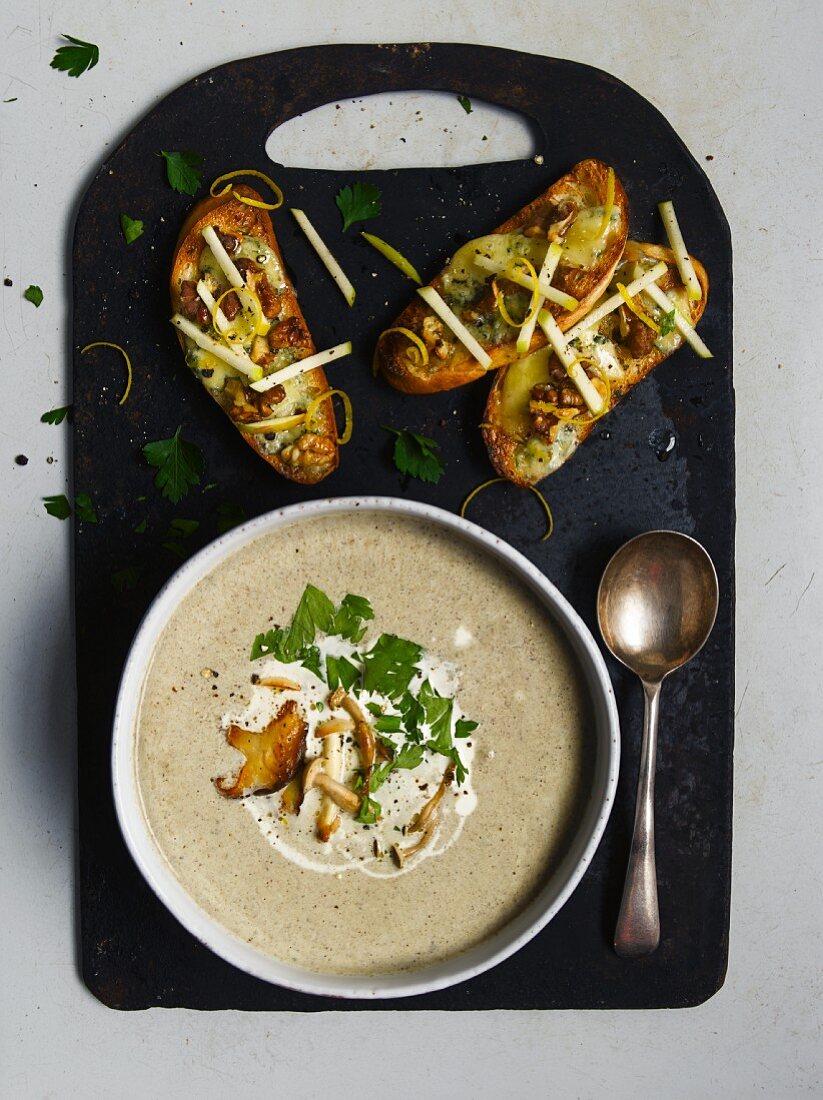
[24,285,43,308]
[162,517,199,556]
[335,182,382,232]
[215,501,246,534]
[160,149,203,196]
[355,791,382,825]
[43,492,97,522]
[111,566,141,592]
[383,427,445,485]
[299,646,324,681]
[43,494,70,520]
[362,633,422,699]
[40,405,73,425]
[134,517,147,534]
[247,585,475,803]
[455,718,479,739]
[418,679,454,752]
[50,35,99,78]
[457,95,473,114]
[330,593,374,642]
[120,214,144,244]
[371,742,425,792]
[251,587,374,670]
[284,584,336,654]
[659,309,677,337]
[74,492,98,524]
[142,427,204,503]
[326,654,360,692]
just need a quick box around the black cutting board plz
[73,43,733,1010]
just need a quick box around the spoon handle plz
[614,678,661,957]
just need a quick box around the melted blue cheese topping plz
[179,233,315,457]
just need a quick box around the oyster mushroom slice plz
[409,762,455,834]
[392,763,456,867]
[392,820,437,868]
[215,699,308,798]
[316,729,345,842]
[303,757,361,815]
[255,676,302,691]
[327,687,376,775]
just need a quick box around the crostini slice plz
[170,184,339,484]
[481,241,710,487]
[375,158,629,394]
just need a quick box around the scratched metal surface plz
[72,43,733,1010]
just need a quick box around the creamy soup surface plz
[135,511,594,975]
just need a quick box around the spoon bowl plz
[597,530,719,957]
[598,530,719,683]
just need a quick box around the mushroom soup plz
[135,511,594,975]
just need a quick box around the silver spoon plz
[597,530,719,957]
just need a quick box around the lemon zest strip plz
[81,341,133,405]
[616,282,660,334]
[459,477,554,541]
[210,169,284,211]
[379,327,429,369]
[305,388,354,445]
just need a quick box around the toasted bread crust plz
[482,242,710,487]
[170,184,338,484]
[376,159,629,394]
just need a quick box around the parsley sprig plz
[143,427,204,504]
[384,427,445,484]
[161,150,203,196]
[50,35,99,78]
[335,182,382,232]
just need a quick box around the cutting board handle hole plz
[265,90,540,170]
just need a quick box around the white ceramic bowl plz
[112,497,619,999]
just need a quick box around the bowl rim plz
[112,495,620,1000]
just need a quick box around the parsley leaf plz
[215,501,246,534]
[659,309,677,337]
[74,492,98,524]
[384,427,444,484]
[111,565,141,592]
[374,715,403,733]
[326,654,361,692]
[300,646,324,681]
[371,742,425,792]
[457,95,473,115]
[50,35,99,78]
[398,691,424,741]
[354,790,381,825]
[168,517,199,538]
[419,679,454,753]
[330,593,374,642]
[335,182,382,232]
[283,584,335,656]
[250,627,287,661]
[162,517,199,557]
[161,150,203,196]
[362,633,422,699]
[455,717,479,739]
[40,405,73,425]
[120,214,144,244]
[134,518,147,534]
[43,494,70,520]
[143,427,203,503]
[24,285,43,308]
